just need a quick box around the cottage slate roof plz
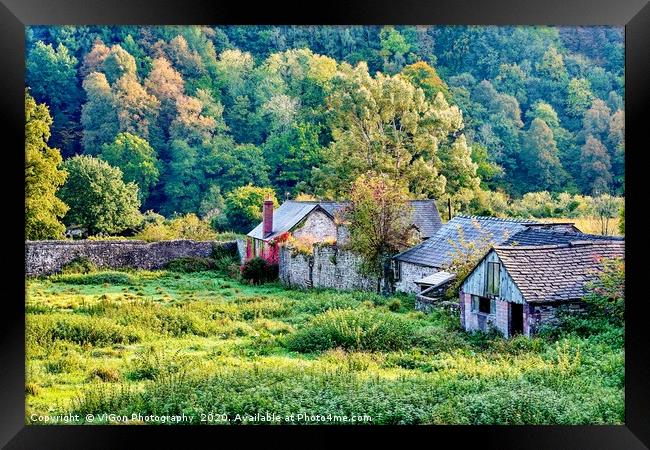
[505,228,624,247]
[394,215,540,267]
[247,199,442,242]
[247,200,442,241]
[493,240,625,303]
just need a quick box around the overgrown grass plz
[26,270,624,425]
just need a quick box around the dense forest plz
[25,25,624,237]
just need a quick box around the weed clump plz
[287,308,416,353]
[60,257,97,275]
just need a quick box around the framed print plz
[2,0,649,447]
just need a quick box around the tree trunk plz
[381,253,393,296]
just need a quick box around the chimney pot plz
[263,200,274,237]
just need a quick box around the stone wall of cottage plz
[292,210,337,241]
[395,261,439,294]
[279,245,376,291]
[526,302,585,335]
[25,239,238,276]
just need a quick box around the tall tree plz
[520,118,565,191]
[346,173,418,294]
[113,74,160,141]
[26,41,82,156]
[59,155,142,235]
[25,91,69,240]
[80,72,119,154]
[580,135,612,195]
[99,132,160,203]
[102,44,138,84]
[565,77,594,119]
[316,62,463,198]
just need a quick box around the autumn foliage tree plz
[346,173,418,294]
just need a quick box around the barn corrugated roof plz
[394,215,539,268]
[493,240,625,303]
[247,199,442,242]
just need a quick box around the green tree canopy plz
[25,91,69,240]
[316,62,464,199]
[59,155,142,235]
[26,41,82,155]
[219,185,278,233]
[99,132,160,203]
[520,118,565,191]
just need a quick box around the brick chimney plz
[263,199,274,237]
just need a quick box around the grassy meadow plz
[26,269,624,425]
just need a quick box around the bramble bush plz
[240,257,278,284]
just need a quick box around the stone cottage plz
[245,199,442,264]
[392,215,581,294]
[459,239,624,337]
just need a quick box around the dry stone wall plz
[279,245,376,291]
[25,240,238,276]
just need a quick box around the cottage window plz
[486,262,501,296]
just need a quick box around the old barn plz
[459,240,625,337]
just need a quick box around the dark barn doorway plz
[510,303,524,336]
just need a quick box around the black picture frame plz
[2,0,648,447]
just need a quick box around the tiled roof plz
[494,240,625,303]
[247,199,442,241]
[409,200,443,238]
[505,228,624,246]
[394,215,539,267]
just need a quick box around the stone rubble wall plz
[25,239,238,276]
[279,245,377,292]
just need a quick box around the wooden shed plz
[459,240,624,338]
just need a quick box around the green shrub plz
[60,257,97,274]
[583,257,624,323]
[165,257,217,273]
[135,213,217,242]
[126,346,194,384]
[240,257,278,284]
[27,314,141,347]
[287,308,416,352]
[387,299,401,312]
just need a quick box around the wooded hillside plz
[25,25,624,236]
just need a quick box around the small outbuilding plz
[459,240,624,337]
